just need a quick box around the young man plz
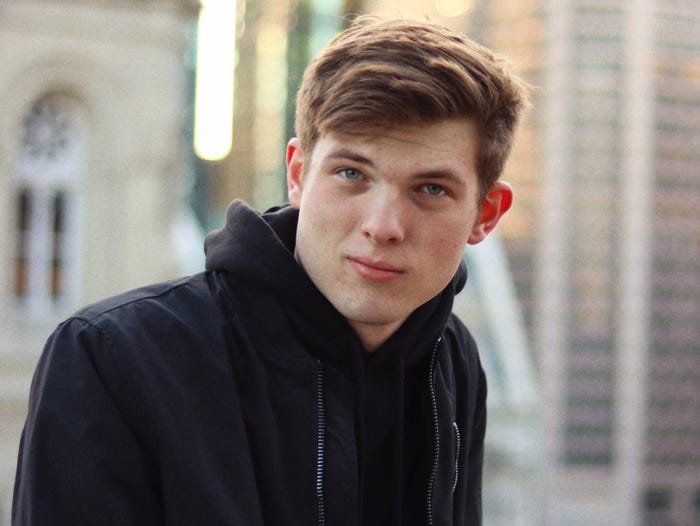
[13,17,528,526]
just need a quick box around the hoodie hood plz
[206,201,357,369]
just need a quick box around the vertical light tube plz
[194,0,237,161]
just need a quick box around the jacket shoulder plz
[72,273,212,325]
[51,272,223,373]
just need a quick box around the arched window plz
[12,93,85,316]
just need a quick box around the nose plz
[361,190,407,244]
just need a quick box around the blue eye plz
[339,168,362,180]
[423,183,445,196]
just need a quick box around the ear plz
[286,138,305,209]
[467,181,513,245]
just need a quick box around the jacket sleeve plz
[12,317,162,526]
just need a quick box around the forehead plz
[311,118,479,169]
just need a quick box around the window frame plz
[10,93,86,319]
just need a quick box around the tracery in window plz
[21,96,75,162]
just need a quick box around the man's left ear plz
[467,181,513,245]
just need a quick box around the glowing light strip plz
[194,0,237,161]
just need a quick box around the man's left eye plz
[422,184,445,196]
[339,168,362,180]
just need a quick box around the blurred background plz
[0,0,698,524]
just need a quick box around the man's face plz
[286,118,511,351]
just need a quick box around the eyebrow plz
[325,148,375,167]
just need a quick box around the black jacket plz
[13,201,486,525]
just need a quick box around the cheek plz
[437,244,467,278]
[425,226,469,273]
[296,197,337,253]
[432,221,470,254]
[307,191,356,234]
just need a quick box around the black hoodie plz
[13,200,485,526]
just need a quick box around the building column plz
[613,1,655,524]
[536,0,573,523]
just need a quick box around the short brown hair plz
[295,17,530,198]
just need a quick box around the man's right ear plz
[286,138,305,209]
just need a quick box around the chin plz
[342,306,407,326]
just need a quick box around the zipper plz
[315,361,326,526]
[426,337,442,526]
[452,421,461,495]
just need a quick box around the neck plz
[347,318,405,353]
